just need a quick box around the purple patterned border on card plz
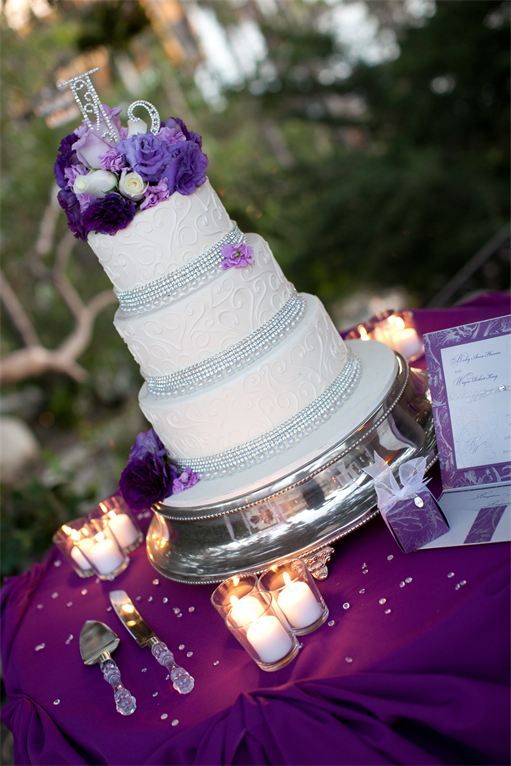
[463,505,507,544]
[423,314,511,489]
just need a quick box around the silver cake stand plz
[146,341,436,584]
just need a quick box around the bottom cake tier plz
[146,340,436,583]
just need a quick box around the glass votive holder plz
[53,518,96,578]
[370,309,424,362]
[344,322,372,342]
[225,592,300,671]
[90,495,144,553]
[81,517,129,580]
[259,559,329,635]
[211,574,262,623]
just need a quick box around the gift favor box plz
[382,489,449,553]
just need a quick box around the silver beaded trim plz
[174,352,361,478]
[146,293,305,396]
[116,226,244,313]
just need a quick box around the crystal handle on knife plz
[150,639,195,694]
[100,657,137,715]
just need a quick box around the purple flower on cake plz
[121,132,173,183]
[140,178,171,211]
[100,146,126,173]
[163,140,208,196]
[159,119,187,145]
[73,130,113,170]
[82,192,137,236]
[163,117,202,147]
[119,428,199,510]
[64,163,88,188]
[54,132,79,189]
[221,241,254,270]
[119,170,147,201]
[57,188,87,240]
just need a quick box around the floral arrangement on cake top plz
[54,105,208,241]
[119,428,199,511]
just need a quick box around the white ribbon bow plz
[364,453,429,514]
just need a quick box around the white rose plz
[128,117,148,136]
[73,170,117,197]
[119,170,147,201]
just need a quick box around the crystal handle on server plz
[151,640,195,694]
[100,658,137,716]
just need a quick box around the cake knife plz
[109,590,195,694]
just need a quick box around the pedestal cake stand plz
[146,340,436,583]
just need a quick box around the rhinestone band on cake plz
[146,293,305,396]
[174,352,362,478]
[116,225,245,313]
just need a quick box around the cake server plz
[109,590,195,694]
[79,620,137,716]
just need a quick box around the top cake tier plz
[87,180,233,292]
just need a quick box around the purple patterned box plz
[382,489,449,553]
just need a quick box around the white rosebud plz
[73,170,117,197]
[119,170,147,201]
[128,117,148,136]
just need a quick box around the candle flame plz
[357,324,370,341]
[232,576,240,587]
[388,315,405,331]
[283,571,292,586]
[62,524,81,541]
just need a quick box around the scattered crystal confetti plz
[342,602,351,610]
[399,581,406,588]
[378,598,387,605]
[65,634,74,645]
[177,613,183,618]
[362,569,368,575]
[152,579,160,586]
[186,651,193,658]
[160,713,168,720]
[384,608,392,614]
[178,644,185,650]
[94,578,100,584]
[141,667,148,673]
[188,606,195,613]
[51,592,59,599]
[106,606,112,612]
[66,601,73,608]
[447,571,455,578]
[405,576,413,584]
[162,597,169,604]
[54,560,62,567]
[34,643,46,652]
[358,588,366,594]
[213,660,220,666]
[152,692,159,698]
[172,607,181,615]
[327,619,336,627]
[137,513,145,520]
[345,656,353,664]
[165,674,170,680]
[147,596,154,603]
[298,642,304,649]
[36,604,44,610]
[171,719,179,727]
[361,562,367,569]
[80,588,88,596]
[53,698,61,706]
[136,596,142,601]
[386,554,394,561]
[459,579,467,586]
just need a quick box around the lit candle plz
[62,524,92,571]
[86,532,125,576]
[246,615,293,663]
[277,572,323,629]
[373,315,423,360]
[106,510,140,549]
[230,594,265,627]
[357,324,370,341]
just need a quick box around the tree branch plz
[0,269,40,347]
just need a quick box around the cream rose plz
[119,170,147,201]
[73,170,117,197]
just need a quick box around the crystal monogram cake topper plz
[57,67,161,141]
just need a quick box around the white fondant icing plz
[139,295,348,460]
[87,180,233,292]
[114,234,293,377]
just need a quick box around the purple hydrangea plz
[172,469,200,494]
[121,133,173,183]
[82,192,136,236]
[54,132,79,189]
[140,179,171,211]
[100,146,126,173]
[64,163,88,187]
[221,241,254,270]
[57,188,87,240]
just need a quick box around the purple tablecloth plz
[2,292,510,766]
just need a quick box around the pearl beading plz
[116,225,244,313]
[145,293,305,396]
[173,352,362,478]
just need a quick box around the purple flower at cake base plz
[140,178,171,211]
[129,428,167,461]
[119,454,174,511]
[57,188,87,240]
[221,241,254,270]
[163,141,208,196]
[121,132,173,183]
[100,146,127,173]
[82,192,136,236]
[172,468,200,495]
[73,128,114,169]
[54,132,79,189]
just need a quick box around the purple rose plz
[221,241,254,270]
[73,129,113,169]
[129,429,167,460]
[57,188,87,240]
[82,192,136,236]
[54,132,79,189]
[140,178,171,211]
[163,117,203,148]
[172,468,200,494]
[119,454,175,511]
[158,121,186,145]
[163,141,208,196]
[121,133,173,183]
